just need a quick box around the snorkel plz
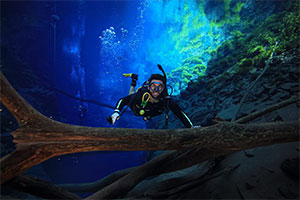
[152,64,168,99]
[157,64,167,85]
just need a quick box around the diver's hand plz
[111,110,120,125]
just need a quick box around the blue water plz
[2,0,284,194]
[43,151,150,184]
[0,0,234,188]
[40,1,150,186]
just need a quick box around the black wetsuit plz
[114,88,193,128]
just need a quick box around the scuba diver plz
[107,64,195,128]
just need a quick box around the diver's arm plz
[109,94,135,125]
[169,99,193,128]
[114,94,135,112]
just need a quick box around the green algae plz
[168,1,299,93]
[208,1,299,79]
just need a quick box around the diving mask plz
[149,81,165,93]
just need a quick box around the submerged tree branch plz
[1,118,298,185]
[5,175,81,199]
[0,72,299,199]
[235,95,299,124]
[58,95,300,194]
[59,167,135,193]
[232,41,280,122]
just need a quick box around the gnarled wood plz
[2,119,298,184]
[75,95,300,199]
[0,71,299,198]
[58,96,300,195]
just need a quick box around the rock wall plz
[136,46,300,198]
[145,3,299,199]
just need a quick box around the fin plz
[123,73,133,78]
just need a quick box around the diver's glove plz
[192,125,201,128]
[111,110,120,125]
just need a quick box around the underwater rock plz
[245,182,255,190]
[279,82,298,92]
[280,158,299,182]
[243,150,255,158]
[175,45,299,127]
[278,185,299,199]
[272,115,283,122]
[152,7,300,196]
[131,142,299,199]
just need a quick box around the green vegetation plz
[182,55,203,65]
[168,0,247,90]
[168,1,299,93]
[167,55,207,90]
[208,1,300,79]
[216,0,245,27]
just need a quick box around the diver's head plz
[148,74,166,85]
[148,74,166,99]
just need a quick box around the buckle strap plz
[141,92,150,108]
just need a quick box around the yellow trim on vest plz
[136,86,142,92]
[142,92,150,102]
